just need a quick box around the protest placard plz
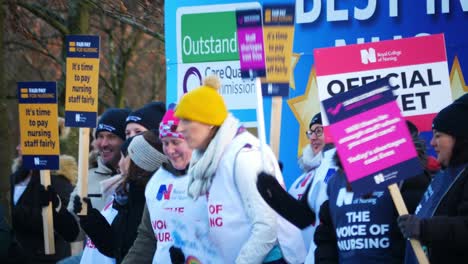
[260,5,295,156]
[323,77,428,264]
[65,35,100,127]
[235,8,270,164]
[323,78,423,194]
[18,82,60,170]
[65,35,100,215]
[17,81,59,254]
[261,5,294,97]
[236,8,266,79]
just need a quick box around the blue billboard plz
[165,0,468,187]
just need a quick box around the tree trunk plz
[0,0,13,223]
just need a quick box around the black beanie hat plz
[125,101,166,131]
[432,93,468,138]
[309,112,323,129]
[95,108,131,141]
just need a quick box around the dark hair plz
[121,130,162,191]
[333,151,343,172]
[411,131,428,169]
[450,136,468,167]
[120,136,135,157]
[406,120,419,137]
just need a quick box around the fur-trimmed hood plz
[298,144,323,172]
[11,155,78,185]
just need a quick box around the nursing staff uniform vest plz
[208,132,306,263]
[207,133,253,263]
[304,148,337,264]
[327,172,396,263]
[80,200,118,264]
[145,167,210,263]
[289,170,315,260]
[289,170,315,200]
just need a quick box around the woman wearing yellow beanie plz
[174,76,299,264]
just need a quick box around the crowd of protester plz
[2,75,467,264]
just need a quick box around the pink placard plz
[330,101,417,182]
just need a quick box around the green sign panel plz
[181,11,239,63]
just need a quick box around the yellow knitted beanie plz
[175,75,228,126]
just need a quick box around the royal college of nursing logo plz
[75,113,86,123]
[373,173,385,184]
[33,157,47,166]
[360,48,377,65]
[360,47,402,64]
[156,184,173,201]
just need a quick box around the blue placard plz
[350,158,423,195]
[17,82,57,104]
[22,155,60,171]
[64,111,98,128]
[322,77,395,124]
[261,83,289,97]
[66,35,100,58]
[263,4,295,27]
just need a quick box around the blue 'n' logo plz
[156,184,173,201]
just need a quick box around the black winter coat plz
[82,180,146,264]
[417,165,468,264]
[10,168,75,264]
[111,182,146,263]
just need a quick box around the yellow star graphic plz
[450,56,468,99]
[289,53,301,90]
[287,66,321,157]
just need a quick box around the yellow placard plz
[263,26,295,83]
[65,57,100,112]
[19,103,60,156]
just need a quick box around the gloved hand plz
[169,246,185,264]
[39,185,61,211]
[397,214,421,239]
[72,194,82,214]
[257,171,316,229]
[72,194,90,215]
[78,197,115,258]
[257,172,283,203]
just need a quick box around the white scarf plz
[187,114,240,199]
[100,174,123,202]
[298,144,322,172]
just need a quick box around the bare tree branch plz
[6,40,61,64]
[14,0,69,35]
[105,11,164,42]
[84,0,164,42]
